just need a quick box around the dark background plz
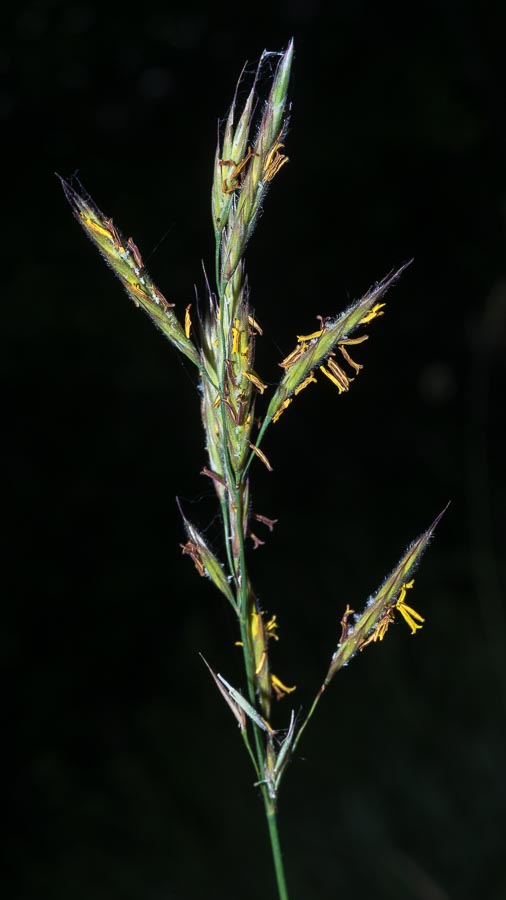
[4,1,506,898]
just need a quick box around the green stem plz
[234,482,290,900]
[292,684,325,753]
[234,480,258,702]
[214,222,290,897]
[244,413,272,478]
[263,792,290,900]
[218,490,236,584]
[215,232,221,296]
[241,729,261,780]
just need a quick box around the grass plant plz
[60,40,445,900]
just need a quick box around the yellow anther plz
[360,581,423,649]
[271,673,296,698]
[359,608,395,650]
[272,398,292,422]
[231,320,240,354]
[124,278,146,306]
[359,303,386,325]
[279,344,308,369]
[265,615,279,640]
[396,580,424,634]
[219,146,256,194]
[251,611,260,638]
[264,139,289,182]
[184,304,192,339]
[249,443,273,472]
[319,365,347,394]
[296,329,323,341]
[244,371,268,394]
[248,315,263,336]
[294,374,317,395]
[338,343,362,374]
[396,603,425,634]
[398,578,415,600]
[375,612,395,642]
[327,357,351,389]
[84,216,112,241]
[339,335,369,346]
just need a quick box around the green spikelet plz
[326,505,449,681]
[59,176,201,369]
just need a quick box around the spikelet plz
[180,512,236,609]
[59,176,201,369]
[325,505,449,681]
[266,262,412,425]
[212,62,258,235]
[221,41,293,286]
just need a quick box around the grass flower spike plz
[58,177,201,369]
[61,41,446,900]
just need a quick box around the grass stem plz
[264,797,290,900]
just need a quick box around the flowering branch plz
[61,40,445,900]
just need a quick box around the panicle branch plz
[58,176,201,369]
[265,262,412,426]
[326,504,449,682]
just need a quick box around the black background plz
[4,2,506,898]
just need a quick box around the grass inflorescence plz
[60,40,445,900]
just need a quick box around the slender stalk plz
[292,686,324,753]
[241,729,261,780]
[214,200,290,897]
[235,482,263,727]
[219,494,236,585]
[244,414,272,478]
[264,795,290,900]
[234,479,290,900]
